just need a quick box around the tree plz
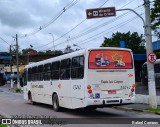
[38,51,46,55]
[46,50,53,55]
[21,48,37,55]
[151,0,160,39]
[101,32,146,54]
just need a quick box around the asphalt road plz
[0,87,160,127]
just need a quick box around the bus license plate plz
[108,90,116,94]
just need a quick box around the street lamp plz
[49,33,55,55]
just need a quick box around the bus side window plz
[71,56,84,79]
[44,63,51,81]
[28,68,32,81]
[23,69,27,86]
[60,59,71,80]
[79,56,84,78]
[38,65,44,81]
[32,66,38,81]
[51,61,60,80]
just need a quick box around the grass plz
[0,124,8,127]
[145,108,160,113]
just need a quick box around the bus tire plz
[28,92,35,105]
[52,94,61,112]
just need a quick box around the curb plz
[132,109,144,112]
[113,106,160,115]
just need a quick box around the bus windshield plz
[89,50,133,69]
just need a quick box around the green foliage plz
[46,50,53,54]
[145,108,160,113]
[156,52,160,59]
[101,31,146,54]
[151,0,160,39]
[21,48,37,55]
[15,87,21,93]
[38,51,46,55]
[0,124,8,127]
[38,50,63,56]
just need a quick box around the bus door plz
[70,56,85,108]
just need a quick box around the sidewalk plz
[0,83,23,93]
[114,103,160,110]
[113,104,160,115]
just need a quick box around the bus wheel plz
[52,94,60,112]
[29,93,35,105]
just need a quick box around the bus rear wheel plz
[28,93,35,105]
[52,94,61,112]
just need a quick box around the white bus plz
[23,47,135,111]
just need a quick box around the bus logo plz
[58,84,62,89]
[128,74,133,77]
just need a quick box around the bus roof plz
[25,47,132,69]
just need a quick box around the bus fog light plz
[131,88,134,92]
[88,89,92,94]
[87,85,91,89]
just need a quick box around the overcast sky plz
[0,0,157,53]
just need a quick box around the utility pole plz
[144,0,157,108]
[116,0,157,108]
[10,45,13,88]
[10,45,12,73]
[16,34,20,88]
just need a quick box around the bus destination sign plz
[86,7,116,19]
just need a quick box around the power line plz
[53,6,143,47]
[76,13,145,46]
[22,0,80,37]
[33,0,110,50]
[74,0,137,36]
[36,0,142,51]
[44,11,144,52]
[47,13,144,51]
[0,36,10,46]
